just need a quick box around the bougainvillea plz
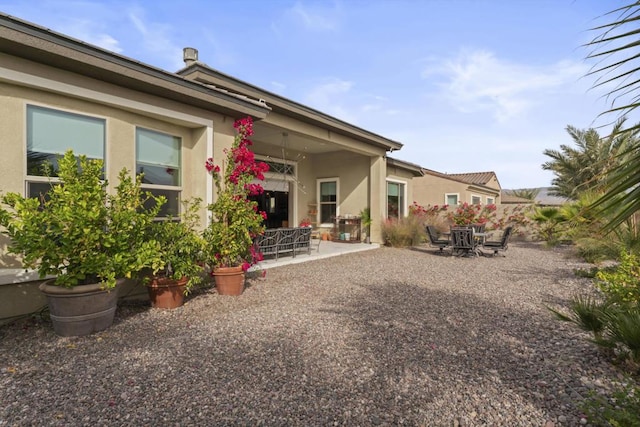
[202,116,269,270]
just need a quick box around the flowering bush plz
[203,116,269,271]
[446,202,497,226]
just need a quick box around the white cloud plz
[423,49,589,123]
[303,78,358,122]
[284,1,343,32]
[127,6,183,70]
[271,81,287,92]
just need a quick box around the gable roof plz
[178,61,403,152]
[386,157,424,176]
[447,171,498,187]
[500,191,535,204]
[0,13,271,119]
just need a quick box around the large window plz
[445,193,459,206]
[387,180,405,219]
[136,128,181,217]
[471,195,481,204]
[487,197,495,205]
[26,105,105,197]
[318,179,338,224]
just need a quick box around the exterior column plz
[369,155,386,244]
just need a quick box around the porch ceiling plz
[253,121,338,154]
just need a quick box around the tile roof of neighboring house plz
[536,187,569,206]
[447,171,497,186]
[500,191,535,204]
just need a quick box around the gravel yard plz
[0,242,625,426]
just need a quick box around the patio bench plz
[253,227,315,260]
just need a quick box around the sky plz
[0,0,632,189]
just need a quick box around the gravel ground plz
[0,242,629,426]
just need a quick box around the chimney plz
[183,47,198,66]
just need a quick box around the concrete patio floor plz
[250,238,380,270]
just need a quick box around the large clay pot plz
[146,276,188,309]
[212,266,245,296]
[39,279,122,337]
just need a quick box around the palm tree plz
[542,119,636,199]
[585,3,640,230]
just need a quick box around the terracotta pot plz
[212,266,245,296]
[146,276,188,309]
[39,279,122,337]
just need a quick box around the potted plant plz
[360,207,372,243]
[0,150,162,336]
[144,198,206,309]
[203,116,269,295]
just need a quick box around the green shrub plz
[581,381,640,427]
[596,251,640,304]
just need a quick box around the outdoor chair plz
[254,228,279,259]
[275,228,297,259]
[450,227,477,257]
[426,225,450,254]
[481,226,513,257]
[293,227,313,256]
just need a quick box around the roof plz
[178,61,403,152]
[419,168,501,194]
[535,187,568,206]
[0,13,271,119]
[386,157,424,176]
[500,191,535,204]
[447,171,498,186]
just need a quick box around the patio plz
[0,242,621,425]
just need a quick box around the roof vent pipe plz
[183,47,198,66]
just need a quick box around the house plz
[176,48,405,239]
[412,169,502,207]
[0,14,416,322]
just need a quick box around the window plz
[387,181,405,219]
[487,197,495,205]
[136,128,181,217]
[445,193,459,206]
[26,105,105,197]
[318,179,338,224]
[471,195,481,204]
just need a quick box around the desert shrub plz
[581,381,640,427]
[596,251,640,304]
[380,215,425,247]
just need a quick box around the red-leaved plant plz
[203,116,269,271]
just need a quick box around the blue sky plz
[0,0,630,189]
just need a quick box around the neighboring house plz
[500,191,536,205]
[535,187,568,206]
[412,169,501,207]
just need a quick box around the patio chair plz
[293,227,313,256]
[426,225,450,254]
[481,226,513,257]
[254,228,279,259]
[450,227,477,257]
[276,227,297,259]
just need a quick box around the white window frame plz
[135,126,182,218]
[471,194,482,205]
[386,178,408,219]
[317,177,339,227]
[445,193,459,206]
[25,104,107,198]
[486,196,495,205]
